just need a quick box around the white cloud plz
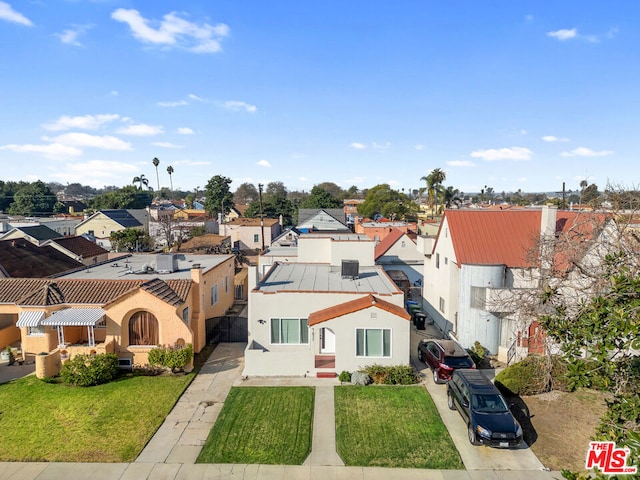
[542,135,569,142]
[525,14,534,24]
[157,100,188,107]
[470,147,533,161]
[152,142,183,149]
[0,142,82,158]
[55,25,92,46]
[548,28,577,40]
[51,160,138,186]
[257,159,271,168]
[110,91,119,97]
[520,129,527,135]
[188,94,207,102]
[561,147,614,157]
[177,127,194,135]
[350,142,366,150]
[116,124,163,136]
[111,9,229,53]
[414,144,425,150]
[42,114,120,131]
[446,160,476,167]
[291,153,306,159]
[372,142,391,150]
[299,176,308,182]
[0,1,32,26]
[223,101,257,113]
[44,132,132,150]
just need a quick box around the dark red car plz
[417,339,475,383]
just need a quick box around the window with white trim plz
[27,325,45,336]
[270,318,309,344]
[356,328,391,357]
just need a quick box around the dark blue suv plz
[447,369,523,448]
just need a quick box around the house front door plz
[320,327,336,354]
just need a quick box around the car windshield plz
[444,356,474,368]
[471,394,509,413]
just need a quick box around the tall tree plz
[166,166,174,193]
[314,182,345,200]
[421,168,446,218]
[152,157,160,191]
[132,174,150,191]
[7,181,56,216]
[442,186,462,208]
[90,185,153,210]
[357,184,411,220]
[299,185,343,209]
[233,182,259,205]
[204,175,234,218]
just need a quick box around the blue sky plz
[0,1,637,196]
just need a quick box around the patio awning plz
[42,308,106,327]
[16,310,45,328]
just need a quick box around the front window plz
[253,234,260,243]
[211,285,218,306]
[356,328,391,357]
[270,318,309,344]
[128,311,159,346]
[27,325,45,336]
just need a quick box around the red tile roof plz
[440,209,609,269]
[374,228,406,260]
[308,294,410,326]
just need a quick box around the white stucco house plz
[244,233,411,377]
[374,227,423,292]
[422,205,613,363]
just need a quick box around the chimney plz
[540,205,558,238]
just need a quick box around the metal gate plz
[206,314,248,343]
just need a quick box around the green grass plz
[0,372,193,462]
[197,386,314,465]
[335,385,463,469]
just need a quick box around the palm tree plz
[167,165,174,192]
[579,179,588,205]
[152,157,160,191]
[420,168,446,218]
[443,186,462,208]
[132,174,149,190]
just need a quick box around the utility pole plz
[258,183,265,251]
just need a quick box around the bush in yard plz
[351,371,371,385]
[338,370,351,383]
[467,341,491,368]
[495,355,569,396]
[60,353,119,387]
[360,364,418,385]
[148,344,193,372]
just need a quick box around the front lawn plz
[0,373,193,462]
[335,385,463,469]
[197,386,314,465]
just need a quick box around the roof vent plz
[341,259,359,279]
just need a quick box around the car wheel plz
[468,423,479,446]
[433,368,441,384]
[417,349,423,361]
[447,391,455,410]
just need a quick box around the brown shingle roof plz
[51,236,109,258]
[0,239,84,277]
[0,278,191,307]
[308,294,410,326]
[225,218,279,227]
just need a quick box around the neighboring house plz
[43,236,110,266]
[0,225,61,246]
[374,227,423,291]
[148,217,218,250]
[422,206,612,363]
[0,253,235,365]
[60,200,87,214]
[74,210,147,250]
[226,205,249,222]
[355,220,417,242]
[180,234,231,253]
[297,209,350,232]
[343,199,364,225]
[173,209,209,221]
[219,217,282,252]
[258,228,301,276]
[0,238,84,278]
[244,233,410,377]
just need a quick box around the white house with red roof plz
[374,227,423,289]
[423,206,614,363]
[244,233,411,377]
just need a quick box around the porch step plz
[316,372,337,378]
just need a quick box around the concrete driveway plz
[0,361,35,385]
[411,326,547,471]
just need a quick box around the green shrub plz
[467,341,491,368]
[338,370,352,383]
[360,365,418,385]
[60,353,119,387]
[148,344,193,372]
[495,355,570,396]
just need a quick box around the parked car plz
[447,369,523,448]
[417,339,475,383]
